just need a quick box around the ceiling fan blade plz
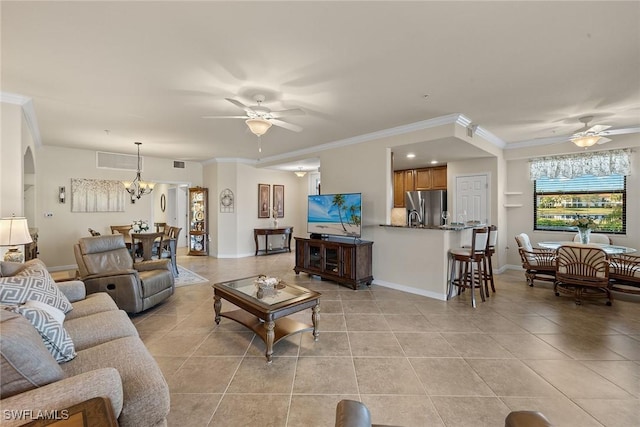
[596,137,612,144]
[269,108,305,118]
[201,115,249,119]
[587,124,612,134]
[225,98,253,112]
[600,126,640,136]
[269,119,303,132]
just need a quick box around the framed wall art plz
[258,184,270,218]
[273,184,284,218]
[71,178,126,212]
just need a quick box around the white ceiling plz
[2,1,639,169]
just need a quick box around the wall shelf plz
[503,204,523,208]
[504,191,523,195]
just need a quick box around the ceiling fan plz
[567,115,640,148]
[202,94,305,135]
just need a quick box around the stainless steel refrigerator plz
[405,190,447,227]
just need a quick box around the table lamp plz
[0,216,33,263]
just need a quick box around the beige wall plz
[504,141,640,268]
[202,161,309,258]
[35,146,202,268]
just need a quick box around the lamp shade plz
[571,135,601,148]
[0,217,33,246]
[245,118,272,136]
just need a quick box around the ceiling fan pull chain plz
[258,136,262,153]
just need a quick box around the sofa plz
[0,260,170,427]
[74,234,174,314]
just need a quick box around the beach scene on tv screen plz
[308,193,361,237]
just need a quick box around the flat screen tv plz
[307,193,362,238]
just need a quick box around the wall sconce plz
[59,186,66,203]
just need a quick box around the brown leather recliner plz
[74,234,174,314]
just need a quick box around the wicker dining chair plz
[554,244,611,306]
[608,253,640,295]
[514,233,556,287]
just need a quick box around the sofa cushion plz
[5,305,76,363]
[0,259,72,313]
[65,292,118,321]
[64,310,138,351]
[0,310,64,399]
[61,336,170,427]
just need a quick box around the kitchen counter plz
[379,224,477,230]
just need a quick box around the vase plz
[578,227,591,244]
[273,219,278,228]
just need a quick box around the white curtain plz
[529,149,632,180]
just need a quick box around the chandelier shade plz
[122,142,154,202]
[245,118,272,136]
[294,167,307,177]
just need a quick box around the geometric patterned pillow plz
[4,305,76,363]
[0,260,72,314]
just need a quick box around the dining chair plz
[554,244,611,305]
[608,253,640,295]
[110,225,133,236]
[514,233,556,287]
[159,226,181,276]
[447,226,489,308]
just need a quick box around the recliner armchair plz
[74,234,174,314]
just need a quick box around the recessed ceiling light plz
[406,153,416,158]
[430,160,438,164]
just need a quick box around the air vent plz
[173,161,185,169]
[96,151,141,171]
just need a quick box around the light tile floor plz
[132,251,640,427]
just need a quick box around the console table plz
[254,226,294,256]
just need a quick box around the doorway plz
[167,186,188,248]
[455,174,489,224]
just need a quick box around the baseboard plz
[47,264,78,272]
[371,279,447,301]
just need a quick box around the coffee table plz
[213,275,320,363]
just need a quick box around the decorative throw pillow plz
[0,259,72,313]
[24,299,66,325]
[5,305,76,363]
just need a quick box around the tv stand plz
[294,237,373,290]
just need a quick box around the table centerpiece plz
[570,215,596,244]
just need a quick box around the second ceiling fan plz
[202,94,305,136]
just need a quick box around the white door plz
[455,174,488,224]
[168,187,188,248]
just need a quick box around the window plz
[534,175,626,234]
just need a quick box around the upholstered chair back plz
[515,233,533,252]
[75,235,133,277]
[572,233,611,244]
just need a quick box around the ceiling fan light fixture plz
[245,118,272,136]
[571,135,601,148]
[294,167,307,177]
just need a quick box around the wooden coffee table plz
[213,275,320,363]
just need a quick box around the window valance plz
[529,149,632,180]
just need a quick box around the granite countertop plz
[379,224,476,231]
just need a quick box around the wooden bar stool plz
[482,225,498,295]
[447,226,489,308]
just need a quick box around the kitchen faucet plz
[408,210,422,227]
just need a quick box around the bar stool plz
[447,227,489,308]
[482,225,498,295]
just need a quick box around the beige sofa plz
[0,260,170,427]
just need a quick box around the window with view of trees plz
[534,175,626,234]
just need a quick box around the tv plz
[307,193,362,238]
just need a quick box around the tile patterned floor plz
[132,251,640,426]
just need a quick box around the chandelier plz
[122,142,155,203]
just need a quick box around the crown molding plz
[0,92,42,148]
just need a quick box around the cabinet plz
[393,166,447,207]
[188,187,209,256]
[294,237,373,290]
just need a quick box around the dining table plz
[538,241,637,255]
[122,233,178,276]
